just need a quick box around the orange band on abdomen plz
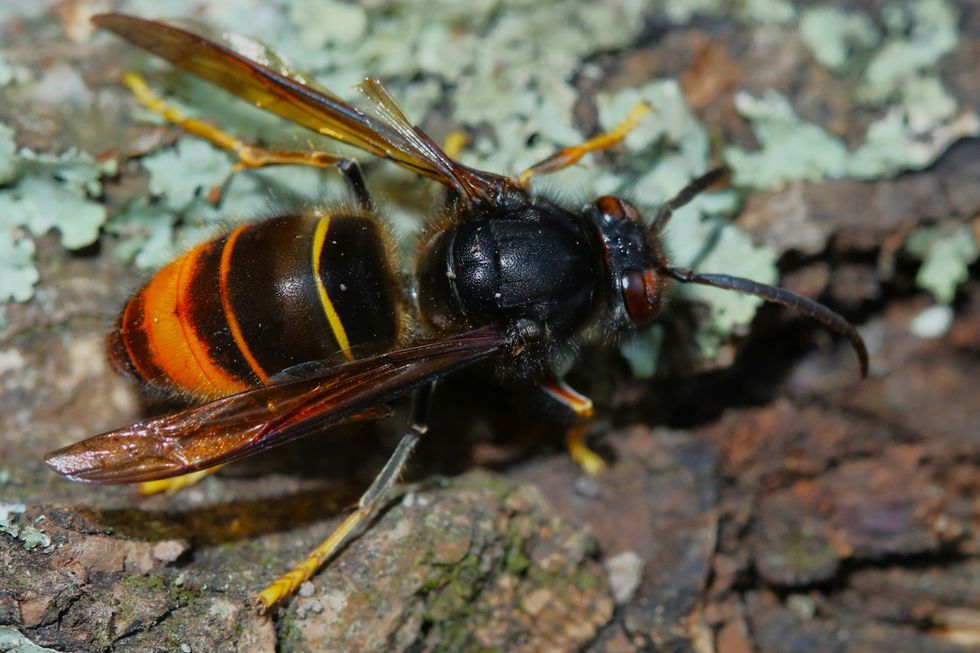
[140,241,249,397]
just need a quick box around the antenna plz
[666,267,869,377]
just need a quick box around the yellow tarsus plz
[124,72,244,152]
[137,467,220,496]
[518,100,653,187]
[442,130,470,160]
[566,425,606,477]
[257,509,365,611]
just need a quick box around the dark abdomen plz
[108,212,404,399]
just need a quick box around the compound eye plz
[621,268,663,326]
[595,196,641,222]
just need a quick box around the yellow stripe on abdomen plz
[312,216,354,361]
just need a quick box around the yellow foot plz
[137,467,219,496]
[256,509,364,611]
[566,425,606,477]
[518,101,652,186]
[442,129,470,160]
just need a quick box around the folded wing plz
[46,328,506,483]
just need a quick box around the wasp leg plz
[256,383,435,612]
[649,168,727,233]
[517,101,651,188]
[122,73,373,210]
[541,377,605,476]
[137,466,222,496]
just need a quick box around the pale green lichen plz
[663,0,720,23]
[725,91,848,189]
[862,0,958,102]
[732,0,975,187]
[141,139,233,211]
[902,75,959,134]
[105,200,181,270]
[0,121,112,304]
[848,0,977,179]
[906,225,979,304]
[1,175,107,249]
[799,6,880,70]
[728,81,977,187]
[664,0,795,26]
[726,3,977,306]
[0,122,17,184]
[620,327,664,379]
[849,0,980,179]
[288,0,367,51]
[0,236,39,304]
[0,127,38,306]
[0,53,14,87]
[0,502,51,551]
[848,103,978,180]
[0,627,62,653]
[442,0,650,173]
[0,1,58,24]
[741,0,795,26]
